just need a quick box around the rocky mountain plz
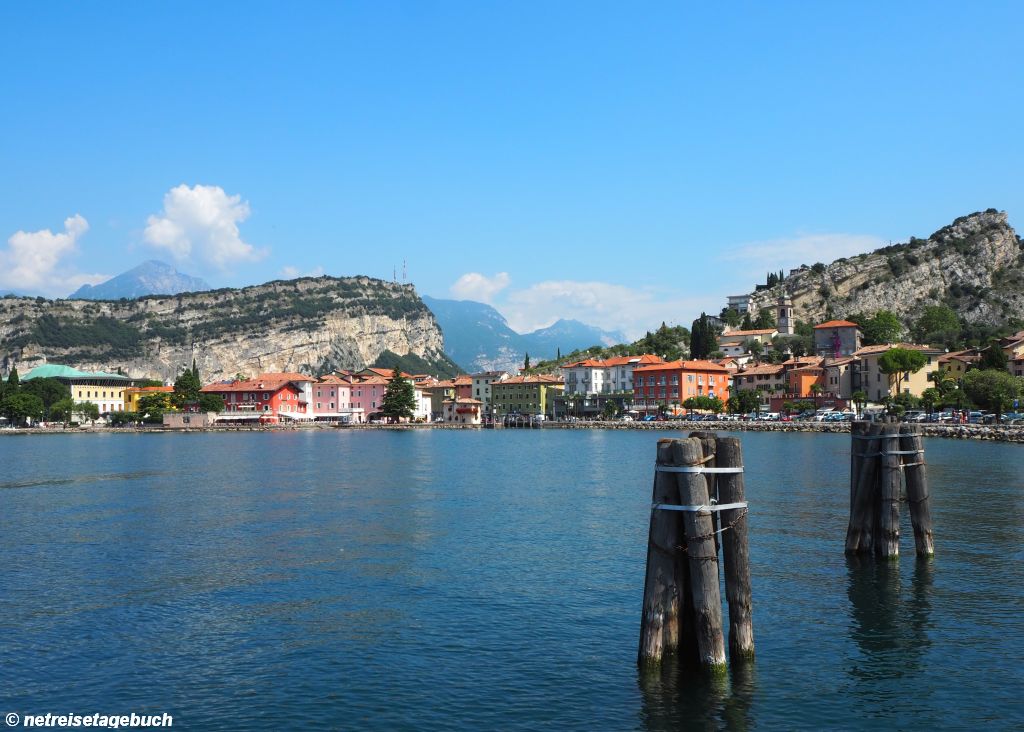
[1,276,459,382]
[421,295,623,372]
[69,260,210,300]
[747,209,1024,331]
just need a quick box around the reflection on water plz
[846,555,933,684]
[638,657,755,732]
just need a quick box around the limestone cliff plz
[748,210,1024,327]
[0,276,458,382]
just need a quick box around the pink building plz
[312,374,361,422]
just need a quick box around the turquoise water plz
[1,430,1022,730]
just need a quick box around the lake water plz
[1,429,1022,730]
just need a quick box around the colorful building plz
[852,344,945,402]
[814,320,862,358]
[442,397,483,424]
[632,360,730,414]
[490,375,564,418]
[124,385,174,412]
[311,374,359,422]
[21,364,132,416]
[200,372,314,424]
[560,354,663,396]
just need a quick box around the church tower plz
[777,294,795,336]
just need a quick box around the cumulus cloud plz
[722,232,885,277]
[502,280,713,340]
[449,271,510,303]
[0,215,109,297]
[144,184,265,270]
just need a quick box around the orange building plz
[632,360,730,414]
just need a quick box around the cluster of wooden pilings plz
[846,420,934,558]
[638,432,753,673]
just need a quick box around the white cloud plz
[281,265,325,279]
[144,184,265,270]
[0,215,109,297]
[722,232,885,279]
[449,271,510,303]
[494,279,715,341]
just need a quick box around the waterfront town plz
[5,296,1023,428]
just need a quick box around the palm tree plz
[810,383,824,408]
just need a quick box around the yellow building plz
[21,364,133,414]
[853,344,945,403]
[124,385,174,411]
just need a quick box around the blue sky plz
[1,2,1021,338]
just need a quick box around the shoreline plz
[2,419,1022,444]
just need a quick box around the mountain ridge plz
[421,295,623,372]
[69,260,210,300]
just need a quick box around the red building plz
[632,360,731,414]
[200,372,314,424]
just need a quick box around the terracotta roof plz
[735,364,785,376]
[453,375,473,386]
[494,375,564,385]
[471,371,507,378]
[356,375,390,385]
[602,354,663,367]
[316,374,353,385]
[201,372,313,393]
[634,360,729,373]
[359,367,414,379]
[562,359,605,368]
[814,320,859,329]
[723,328,777,337]
[125,385,174,393]
[854,343,944,356]
[782,356,824,367]
[444,397,483,405]
[824,357,856,367]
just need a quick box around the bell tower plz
[777,294,795,336]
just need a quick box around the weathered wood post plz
[850,420,868,506]
[715,436,754,661]
[690,431,720,554]
[846,422,882,554]
[899,424,934,556]
[638,440,684,665]
[876,423,901,559]
[671,438,727,672]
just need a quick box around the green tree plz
[753,309,776,329]
[877,347,928,397]
[7,365,20,390]
[920,387,941,415]
[173,367,202,407]
[49,397,76,425]
[854,310,903,346]
[137,392,172,423]
[851,390,868,414]
[746,339,763,362]
[810,383,824,407]
[601,400,618,420]
[978,340,1008,371]
[524,352,530,370]
[79,401,100,425]
[198,393,225,413]
[913,305,961,346]
[382,369,417,422]
[720,308,742,328]
[962,370,1020,422]
[690,313,718,359]
[727,390,761,415]
[21,377,71,414]
[1,391,44,425]
[740,312,754,331]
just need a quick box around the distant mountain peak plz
[69,260,210,300]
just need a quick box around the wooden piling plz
[638,440,684,666]
[671,438,727,672]
[899,424,934,557]
[876,424,901,559]
[850,421,868,506]
[715,436,754,661]
[845,422,882,554]
[690,431,720,555]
